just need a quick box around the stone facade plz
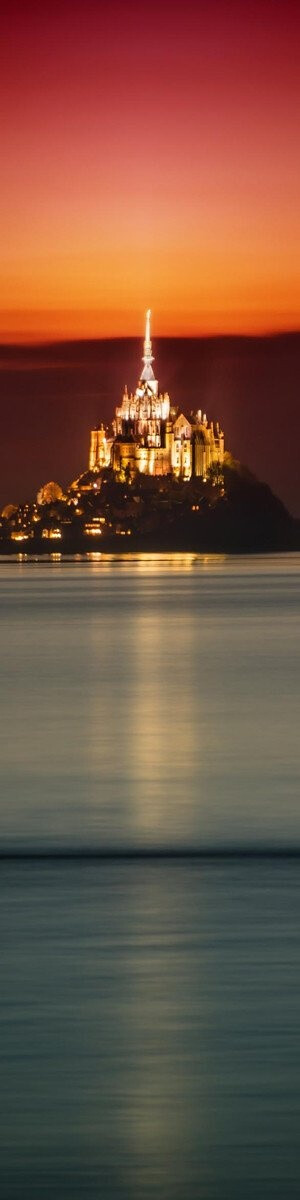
[89,312,224,482]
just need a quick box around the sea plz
[1,553,300,1199]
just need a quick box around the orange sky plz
[1,0,300,340]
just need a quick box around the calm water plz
[1,554,300,1197]
[0,553,300,851]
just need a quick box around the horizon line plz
[1,327,300,351]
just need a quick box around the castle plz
[89,311,224,482]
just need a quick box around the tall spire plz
[141,308,155,381]
[143,309,153,363]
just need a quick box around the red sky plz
[1,0,300,339]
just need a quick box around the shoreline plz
[1,546,300,563]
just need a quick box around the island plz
[1,455,299,555]
[1,313,299,554]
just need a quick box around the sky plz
[1,0,300,340]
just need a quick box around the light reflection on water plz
[1,858,300,1199]
[1,556,300,1197]
[0,553,299,850]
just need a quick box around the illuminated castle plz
[89,311,224,481]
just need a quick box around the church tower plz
[89,310,224,482]
[138,309,158,395]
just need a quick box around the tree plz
[37,482,63,505]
